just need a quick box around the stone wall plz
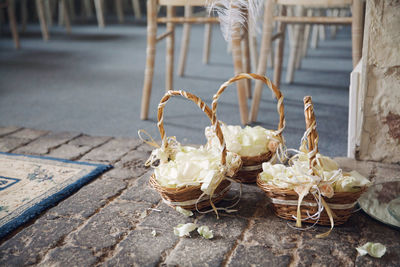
[358,0,400,163]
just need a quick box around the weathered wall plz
[358,0,400,163]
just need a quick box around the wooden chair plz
[140,0,249,125]
[249,0,364,122]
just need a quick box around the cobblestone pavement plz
[0,126,399,266]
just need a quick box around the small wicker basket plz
[149,90,241,211]
[257,96,366,226]
[211,73,286,183]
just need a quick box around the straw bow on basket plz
[148,90,242,215]
[206,73,286,183]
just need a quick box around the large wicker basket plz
[149,90,241,211]
[257,96,366,226]
[211,73,286,183]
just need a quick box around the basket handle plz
[303,96,319,171]
[157,90,227,165]
[212,73,285,136]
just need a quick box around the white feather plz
[207,0,264,42]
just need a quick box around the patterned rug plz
[0,152,111,239]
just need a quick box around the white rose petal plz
[154,145,241,191]
[356,242,386,258]
[151,230,157,237]
[173,223,197,237]
[259,152,370,193]
[176,206,193,217]
[197,225,214,239]
[206,125,276,157]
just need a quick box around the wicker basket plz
[211,73,286,183]
[149,90,241,211]
[257,96,366,226]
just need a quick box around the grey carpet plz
[0,21,352,156]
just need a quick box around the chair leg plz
[177,5,192,77]
[94,0,105,28]
[21,0,28,33]
[311,24,318,49]
[7,0,20,49]
[249,21,258,72]
[44,0,52,27]
[273,6,287,89]
[242,26,251,98]
[116,0,124,24]
[231,23,248,125]
[302,9,312,57]
[58,0,64,25]
[58,0,71,34]
[286,6,295,45]
[318,9,326,41]
[294,7,306,70]
[352,0,363,67]
[268,42,274,69]
[36,0,49,41]
[202,23,212,64]
[330,9,339,39]
[319,25,325,41]
[83,0,93,18]
[140,0,157,120]
[250,0,274,122]
[132,0,141,19]
[286,23,301,83]
[165,6,175,91]
[68,0,75,20]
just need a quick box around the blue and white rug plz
[0,152,111,239]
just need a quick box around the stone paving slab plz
[0,126,21,137]
[0,128,399,266]
[80,138,141,164]
[0,128,49,153]
[13,131,81,155]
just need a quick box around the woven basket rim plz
[256,175,367,201]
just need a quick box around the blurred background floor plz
[0,21,352,156]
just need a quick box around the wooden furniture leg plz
[61,0,71,33]
[203,23,212,64]
[7,0,19,49]
[132,0,141,19]
[83,0,93,18]
[249,19,258,72]
[268,42,274,69]
[94,0,105,28]
[273,6,286,89]
[177,5,192,77]
[351,0,363,67]
[21,0,28,33]
[285,23,301,83]
[294,7,306,70]
[36,0,49,41]
[165,5,175,91]
[319,24,325,40]
[250,0,274,122]
[140,0,157,120]
[242,23,252,98]
[330,9,339,39]
[116,0,124,23]
[302,9,312,57]
[68,0,75,20]
[286,6,294,44]
[44,0,52,27]
[231,20,249,125]
[311,24,318,49]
